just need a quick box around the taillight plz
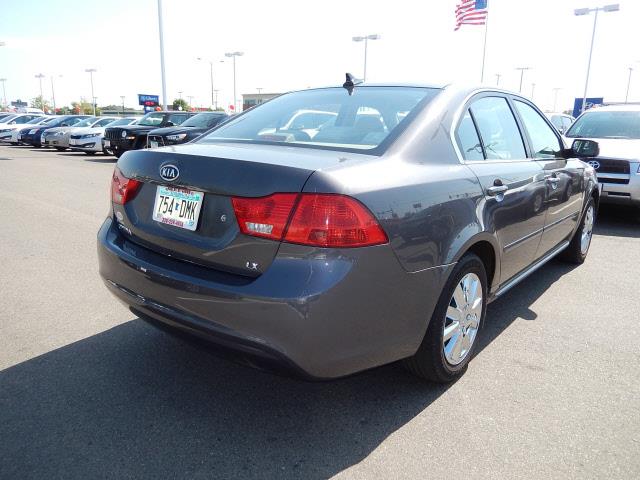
[231,193,388,248]
[111,167,141,205]
[231,193,298,241]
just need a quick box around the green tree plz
[31,95,51,113]
[172,98,190,111]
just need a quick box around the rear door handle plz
[487,185,509,196]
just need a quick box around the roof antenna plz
[343,72,363,96]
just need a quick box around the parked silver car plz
[43,117,116,150]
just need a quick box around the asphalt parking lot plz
[0,145,639,479]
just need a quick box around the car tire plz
[403,253,487,383]
[113,148,123,158]
[559,197,595,264]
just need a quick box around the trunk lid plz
[114,143,370,276]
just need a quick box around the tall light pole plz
[0,78,6,109]
[552,87,562,111]
[120,95,125,115]
[256,87,263,94]
[352,34,380,82]
[625,67,633,103]
[156,0,168,110]
[225,51,244,112]
[50,75,62,113]
[574,4,620,114]
[197,57,223,109]
[495,73,502,86]
[85,68,97,115]
[35,73,45,110]
[515,67,531,93]
[531,82,536,100]
[213,89,219,110]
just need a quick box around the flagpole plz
[480,10,489,83]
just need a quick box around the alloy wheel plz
[443,272,482,366]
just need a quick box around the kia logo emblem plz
[160,164,180,181]
[588,160,601,170]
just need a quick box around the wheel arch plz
[451,233,500,292]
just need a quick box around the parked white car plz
[43,117,117,150]
[69,117,140,155]
[0,115,49,143]
[0,113,45,130]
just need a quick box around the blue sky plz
[1,0,639,112]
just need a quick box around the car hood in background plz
[566,137,640,161]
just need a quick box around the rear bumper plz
[98,217,449,379]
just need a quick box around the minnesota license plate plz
[152,186,203,231]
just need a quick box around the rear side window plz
[455,111,484,161]
[562,116,573,131]
[514,101,562,158]
[469,97,526,160]
[550,115,563,130]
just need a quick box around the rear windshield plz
[199,86,441,154]
[181,113,226,128]
[566,110,640,139]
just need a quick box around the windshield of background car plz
[181,113,225,128]
[565,110,640,139]
[137,112,165,126]
[106,118,136,127]
[74,118,98,128]
[26,117,45,124]
[199,86,441,153]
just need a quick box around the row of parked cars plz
[0,110,229,156]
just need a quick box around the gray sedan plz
[98,81,599,382]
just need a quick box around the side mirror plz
[165,121,175,127]
[9,121,15,125]
[571,139,599,158]
[61,122,69,127]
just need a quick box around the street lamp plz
[50,75,62,113]
[495,73,502,87]
[85,68,97,115]
[197,57,223,109]
[35,73,45,111]
[187,95,194,109]
[120,95,125,115]
[531,82,536,100]
[515,67,531,93]
[574,4,620,114]
[213,89,219,110]
[352,34,380,82]
[225,51,244,112]
[0,78,7,109]
[157,0,168,110]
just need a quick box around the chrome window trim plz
[450,88,540,165]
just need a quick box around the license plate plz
[150,141,159,149]
[152,186,203,231]
[104,139,110,147]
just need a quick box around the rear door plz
[512,99,585,258]
[456,94,546,284]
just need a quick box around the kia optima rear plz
[98,81,599,382]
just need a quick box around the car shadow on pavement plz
[594,205,640,238]
[0,259,581,480]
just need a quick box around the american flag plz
[455,0,488,30]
